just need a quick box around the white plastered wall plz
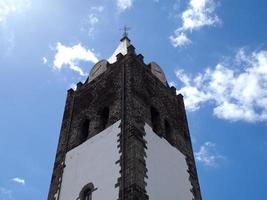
[144,123,193,200]
[59,120,121,200]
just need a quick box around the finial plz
[121,25,131,38]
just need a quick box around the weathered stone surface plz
[48,38,202,200]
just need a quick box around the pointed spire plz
[108,26,132,63]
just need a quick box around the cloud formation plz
[170,32,191,47]
[53,42,98,76]
[69,83,77,90]
[180,0,219,31]
[195,142,224,167]
[116,0,134,11]
[12,177,25,185]
[0,187,12,199]
[0,0,31,23]
[176,49,267,122]
[170,0,220,47]
[42,57,47,64]
[82,6,104,37]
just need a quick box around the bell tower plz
[48,34,202,200]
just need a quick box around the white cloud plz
[87,14,99,36]
[169,81,177,87]
[0,0,31,54]
[0,187,12,199]
[12,177,25,185]
[170,32,191,47]
[0,0,31,23]
[175,49,267,122]
[69,83,77,90]
[195,142,224,167]
[170,0,220,47]
[82,6,104,37]
[53,42,98,76]
[88,14,99,26]
[42,57,47,64]
[116,0,134,11]
[91,6,104,12]
[181,0,219,31]
[0,23,15,55]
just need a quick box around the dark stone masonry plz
[48,36,202,200]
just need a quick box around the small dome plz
[88,60,108,83]
[149,62,167,86]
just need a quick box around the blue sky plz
[0,0,267,199]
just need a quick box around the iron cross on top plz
[121,25,131,37]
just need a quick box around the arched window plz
[150,106,160,134]
[164,119,171,142]
[100,107,109,131]
[80,119,90,143]
[79,183,95,200]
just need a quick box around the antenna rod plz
[122,25,131,38]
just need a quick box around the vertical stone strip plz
[115,52,149,200]
[47,89,75,200]
[176,94,202,200]
[123,54,149,200]
[119,58,126,200]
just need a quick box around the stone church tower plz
[48,33,202,200]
